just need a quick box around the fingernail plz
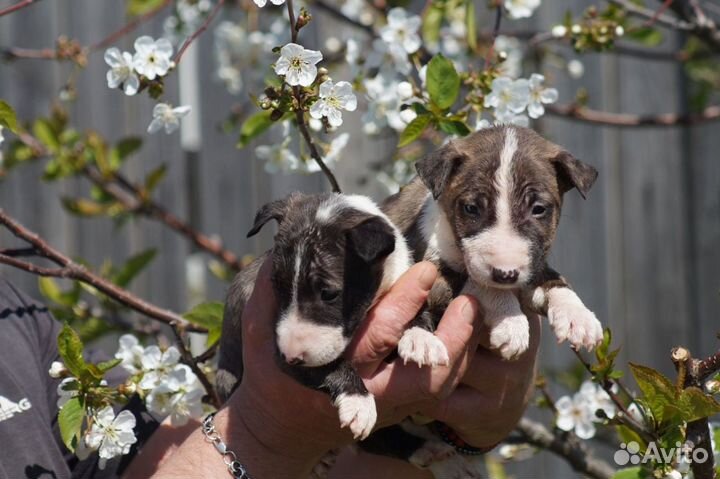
[417,262,437,290]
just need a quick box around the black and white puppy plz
[216,192,411,440]
[386,124,604,366]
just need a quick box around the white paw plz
[398,327,450,368]
[547,289,603,350]
[488,314,530,360]
[408,440,457,469]
[428,454,484,479]
[334,393,377,440]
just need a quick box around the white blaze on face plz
[274,240,348,367]
[461,128,531,287]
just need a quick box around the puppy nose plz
[282,353,305,366]
[492,268,519,284]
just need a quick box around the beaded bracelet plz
[429,422,500,456]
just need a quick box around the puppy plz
[216,192,411,440]
[386,125,603,365]
[359,125,603,477]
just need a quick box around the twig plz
[608,0,694,31]
[285,0,342,193]
[546,103,720,127]
[89,0,173,52]
[516,417,616,479]
[644,0,676,28]
[81,166,243,271]
[697,349,720,381]
[0,0,40,17]
[173,0,226,64]
[312,0,373,34]
[663,0,720,50]
[0,208,221,408]
[484,3,503,66]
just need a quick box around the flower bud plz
[615,25,625,37]
[571,24,582,34]
[552,25,568,38]
[49,361,67,379]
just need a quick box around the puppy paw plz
[398,327,450,368]
[547,289,603,350]
[427,454,484,479]
[408,440,457,469]
[334,393,377,440]
[488,314,530,360]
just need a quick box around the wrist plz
[219,386,328,478]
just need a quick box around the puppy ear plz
[415,141,463,200]
[553,151,598,199]
[346,216,396,263]
[247,199,290,237]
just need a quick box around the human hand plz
[223,259,483,477]
[422,313,541,448]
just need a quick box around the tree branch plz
[89,0,173,52]
[312,0,373,34]
[546,103,720,127]
[516,417,616,479]
[0,208,221,408]
[663,0,720,50]
[0,0,41,17]
[608,0,695,31]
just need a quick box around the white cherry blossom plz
[274,43,323,87]
[504,0,541,19]
[555,391,597,439]
[132,36,173,80]
[253,0,285,7]
[256,123,301,174]
[495,35,523,79]
[115,334,144,375]
[310,80,357,127]
[138,345,181,389]
[303,132,349,174]
[366,38,412,76]
[380,8,422,54]
[484,76,530,121]
[527,73,558,119]
[85,407,137,468]
[363,72,417,134]
[0,125,4,146]
[147,103,191,135]
[104,48,139,96]
[146,364,205,426]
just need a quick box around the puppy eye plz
[463,203,481,216]
[531,203,547,217]
[320,289,341,302]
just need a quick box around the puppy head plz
[416,126,597,288]
[248,194,396,367]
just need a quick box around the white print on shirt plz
[0,395,32,422]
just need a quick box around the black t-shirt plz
[0,279,158,479]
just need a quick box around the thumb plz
[241,257,278,354]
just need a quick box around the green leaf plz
[611,467,644,479]
[113,249,157,287]
[33,118,60,152]
[426,54,460,110]
[629,363,677,422]
[39,277,64,305]
[183,301,224,346]
[616,425,646,451]
[62,198,108,217]
[676,387,720,422]
[398,114,432,147]
[238,110,274,148]
[57,323,88,379]
[438,119,470,136]
[96,358,122,373]
[0,100,18,133]
[422,4,444,45]
[109,137,143,169]
[127,0,165,15]
[144,164,167,194]
[58,396,85,452]
[466,1,477,51]
[626,27,663,47]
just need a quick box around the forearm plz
[328,447,433,479]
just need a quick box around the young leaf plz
[112,249,157,287]
[238,110,274,148]
[611,467,644,479]
[33,118,60,152]
[57,323,88,379]
[97,358,122,373]
[144,164,167,194]
[58,396,85,452]
[676,387,720,422]
[466,0,477,51]
[61,198,109,217]
[183,301,225,346]
[438,119,470,136]
[398,114,432,147]
[629,362,677,423]
[109,137,143,169]
[426,54,461,110]
[626,27,663,47]
[0,100,18,133]
[127,0,165,15]
[422,4,444,45]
